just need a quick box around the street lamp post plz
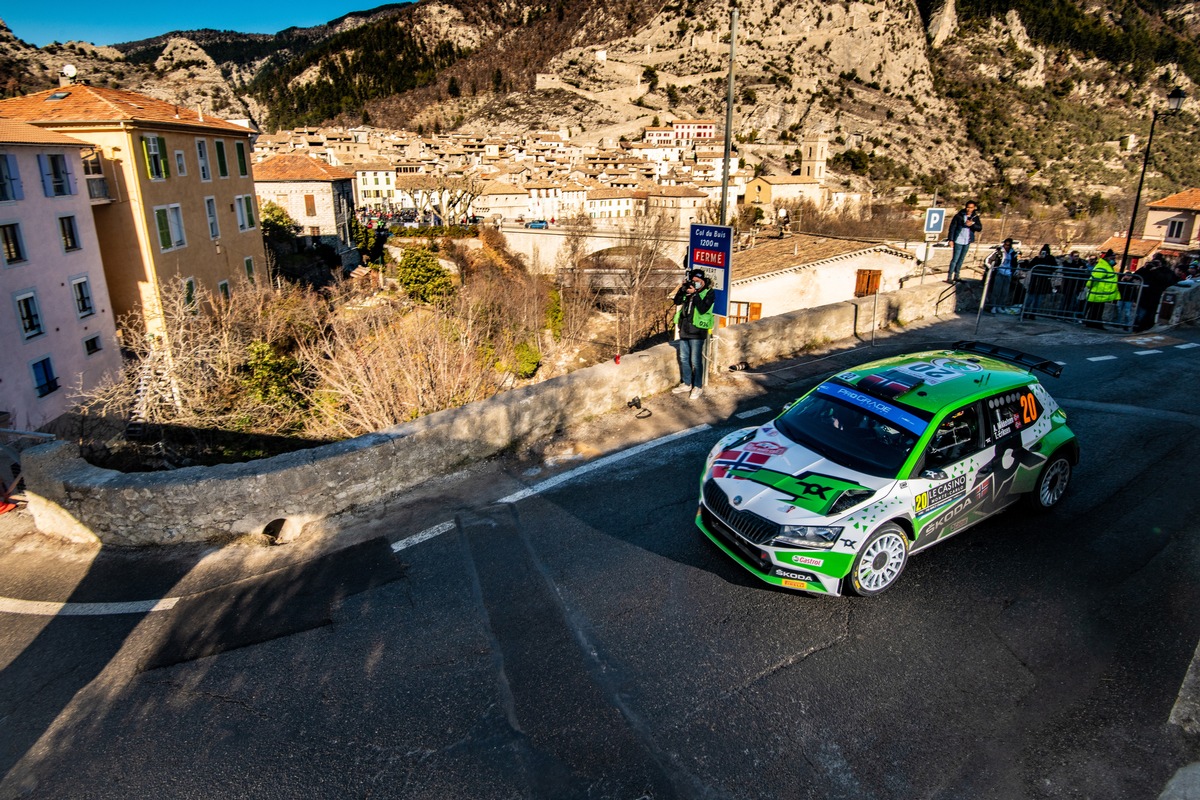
[1119,87,1186,272]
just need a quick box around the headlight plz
[828,489,875,515]
[773,525,843,549]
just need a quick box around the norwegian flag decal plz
[711,449,770,479]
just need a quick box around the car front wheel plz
[845,523,909,597]
[1028,452,1071,511]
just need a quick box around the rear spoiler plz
[952,340,1064,378]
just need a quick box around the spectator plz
[945,201,982,282]
[1133,256,1178,332]
[672,269,716,400]
[985,239,1020,313]
[1059,251,1087,317]
[1084,249,1120,329]
[1023,244,1058,319]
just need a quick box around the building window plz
[142,136,169,181]
[235,141,248,176]
[153,204,186,251]
[81,150,108,199]
[84,335,102,355]
[174,150,187,177]
[59,215,81,251]
[71,277,94,317]
[235,195,256,231]
[38,153,75,196]
[0,154,23,202]
[205,197,220,239]
[1167,219,1185,240]
[304,194,316,216]
[214,140,228,178]
[244,256,255,282]
[1,222,26,265]
[31,357,58,397]
[196,140,211,181]
[218,280,230,300]
[15,291,43,338]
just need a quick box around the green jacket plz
[1087,259,1120,303]
[673,288,715,334]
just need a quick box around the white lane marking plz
[1087,355,1118,362]
[735,406,773,419]
[395,424,713,550]
[1176,343,1200,350]
[0,596,179,617]
[392,521,455,552]
[1135,350,1162,355]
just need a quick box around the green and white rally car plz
[696,341,1079,596]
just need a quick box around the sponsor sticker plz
[893,357,983,386]
[791,555,823,566]
[727,468,870,516]
[711,449,769,479]
[745,441,788,456]
[781,579,809,590]
[914,474,968,514]
[836,371,860,382]
[773,568,818,582]
[817,384,928,436]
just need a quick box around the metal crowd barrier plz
[979,264,1145,332]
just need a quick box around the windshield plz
[775,383,929,477]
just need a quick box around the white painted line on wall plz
[1176,343,1200,350]
[0,596,180,617]
[1135,350,1162,356]
[1087,355,1118,362]
[735,406,773,419]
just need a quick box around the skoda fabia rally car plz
[696,341,1079,597]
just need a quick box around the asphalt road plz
[2,322,1199,799]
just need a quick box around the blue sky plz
[5,3,396,47]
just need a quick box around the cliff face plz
[1,1,1197,202]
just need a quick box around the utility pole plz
[719,5,737,226]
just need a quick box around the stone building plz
[253,154,357,268]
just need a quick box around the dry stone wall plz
[21,282,964,546]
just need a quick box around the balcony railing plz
[86,177,110,201]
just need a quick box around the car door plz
[907,401,997,550]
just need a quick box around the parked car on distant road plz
[525,219,549,229]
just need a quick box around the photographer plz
[671,269,716,400]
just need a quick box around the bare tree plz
[553,212,601,346]
[613,212,677,353]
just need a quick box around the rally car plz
[696,341,1079,597]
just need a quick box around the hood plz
[709,424,893,523]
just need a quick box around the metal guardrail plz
[978,264,1145,332]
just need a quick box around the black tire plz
[844,523,909,597]
[1027,451,1071,511]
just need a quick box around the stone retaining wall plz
[21,282,963,546]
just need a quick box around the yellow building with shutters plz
[0,85,266,335]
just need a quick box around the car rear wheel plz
[1028,452,1071,511]
[845,523,908,597]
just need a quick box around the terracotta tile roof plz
[1148,188,1200,212]
[480,180,528,196]
[0,85,250,133]
[1098,235,1161,259]
[588,188,637,200]
[732,234,913,282]
[753,175,820,185]
[647,185,707,198]
[0,117,90,147]
[253,154,355,182]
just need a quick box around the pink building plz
[1,120,120,430]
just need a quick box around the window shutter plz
[63,155,76,194]
[5,154,22,200]
[37,154,54,196]
[155,209,172,249]
[236,141,247,176]
[215,141,227,176]
[142,137,153,178]
[158,137,169,178]
[243,195,255,228]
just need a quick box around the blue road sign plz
[688,224,732,317]
[924,208,947,236]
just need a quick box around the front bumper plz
[696,504,851,596]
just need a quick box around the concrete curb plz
[1160,764,1200,800]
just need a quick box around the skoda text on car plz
[696,342,1079,596]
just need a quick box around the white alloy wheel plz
[847,524,909,596]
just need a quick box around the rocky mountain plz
[1,0,1197,211]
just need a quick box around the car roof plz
[830,348,1035,415]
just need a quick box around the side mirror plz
[921,468,948,481]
